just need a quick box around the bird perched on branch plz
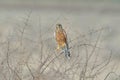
[54,24,70,59]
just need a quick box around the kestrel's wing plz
[63,29,67,42]
[62,29,70,59]
[63,29,70,49]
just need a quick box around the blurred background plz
[0,0,120,58]
[0,0,120,80]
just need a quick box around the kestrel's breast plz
[56,31,67,46]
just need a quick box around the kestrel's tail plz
[63,43,70,59]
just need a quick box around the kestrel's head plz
[56,24,63,31]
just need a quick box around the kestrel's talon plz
[55,45,60,52]
[57,45,60,50]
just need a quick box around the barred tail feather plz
[64,43,70,59]
[65,49,70,59]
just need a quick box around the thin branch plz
[40,51,64,74]
[26,63,35,80]
[6,41,22,80]
[20,12,31,46]
[88,29,102,60]
[104,72,119,80]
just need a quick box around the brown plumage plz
[54,24,70,59]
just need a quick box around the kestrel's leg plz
[56,45,60,51]
[61,43,66,48]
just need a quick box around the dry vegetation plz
[0,13,120,80]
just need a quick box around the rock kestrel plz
[54,24,70,59]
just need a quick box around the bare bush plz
[0,14,119,80]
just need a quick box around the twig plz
[26,63,35,80]
[6,41,22,80]
[40,51,64,74]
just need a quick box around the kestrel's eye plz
[59,26,62,29]
[58,24,62,27]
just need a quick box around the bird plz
[54,24,70,59]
